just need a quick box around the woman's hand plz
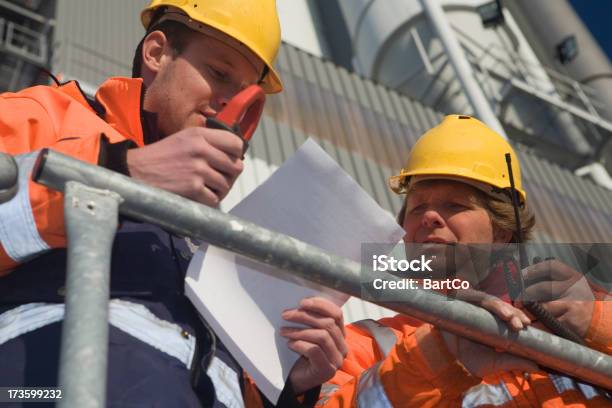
[521,259,595,337]
[452,288,531,331]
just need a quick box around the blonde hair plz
[485,198,535,243]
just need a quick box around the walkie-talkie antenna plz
[504,153,585,344]
[505,153,526,293]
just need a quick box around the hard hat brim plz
[389,172,526,204]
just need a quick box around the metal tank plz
[505,0,612,180]
[337,0,594,158]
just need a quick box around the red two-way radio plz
[205,85,266,157]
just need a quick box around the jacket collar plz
[94,77,147,147]
[58,77,162,147]
[60,77,161,146]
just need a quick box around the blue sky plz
[569,0,612,60]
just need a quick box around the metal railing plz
[0,151,17,203]
[1,149,612,407]
[452,25,612,140]
[453,25,606,116]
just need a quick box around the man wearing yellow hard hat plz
[317,116,612,407]
[0,1,346,406]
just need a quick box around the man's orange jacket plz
[0,78,272,407]
[0,78,145,275]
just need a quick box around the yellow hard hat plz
[141,0,283,94]
[389,115,527,203]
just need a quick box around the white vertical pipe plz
[419,0,507,139]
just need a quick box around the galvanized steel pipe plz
[419,0,507,139]
[58,182,121,408]
[34,149,612,389]
[0,151,18,204]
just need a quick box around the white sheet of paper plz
[185,139,405,403]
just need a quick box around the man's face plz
[144,30,264,137]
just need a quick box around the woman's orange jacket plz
[318,299,612,407]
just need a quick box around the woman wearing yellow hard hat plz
[316,115,612,407]
[0,1,348,407]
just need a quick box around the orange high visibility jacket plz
[0,78,276,407]
[318,299,612,408]
[0,78,146,275]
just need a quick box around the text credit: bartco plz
[370,254,470,291]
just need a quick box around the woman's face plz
[402,180,499,245]
[401,179,508,280]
